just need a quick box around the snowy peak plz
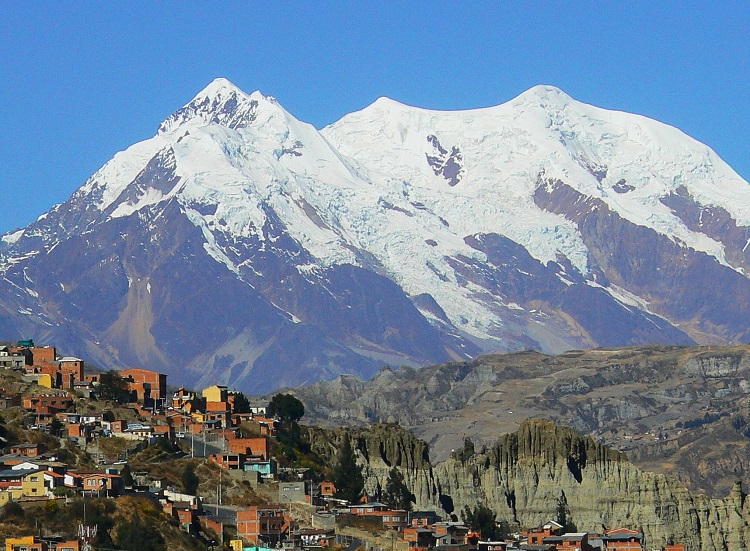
[5,79,750,394]
[158,77,266,134]
[195,77,248,100]
[512,84,573,107]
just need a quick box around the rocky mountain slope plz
[307,420,750,551]
[2,79,750,391]
[294,344,750,497]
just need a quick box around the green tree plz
[120,464,133,487]
[0,501,25,520]
[182,463,200,495]
[333,435,364,503]
[462,504,500,540]
[267,393,305,423]
[98,370,131,403]
[115,511,165,551]
[233,392,252,413]
[555,492,577,532]
[48,417,64,437]
[383,468,414,511]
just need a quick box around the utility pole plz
[78,496,97,551]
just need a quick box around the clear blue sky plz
[1,2,748,235]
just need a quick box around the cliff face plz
[306,420,750,551]
[295,345,750,498]
[305,423,441,507]
[431,420,750,551]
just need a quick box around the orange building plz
[237,506,289,545]
[604,528,644,551]
[543,533,592,550]
[81,472,123,496]
[29,346,56,364]
[522,520,564,545]
[59,357,84,385]
[9,443,44,457]
[404,526,436,551]
[27,355,85,390]
[208,452,246,470]
[119,368,167,406]
[228,437,268,459]
[172,387,201,412]
[23,393,74,420]
[248,416,278,437]
[319,481,336,497]
[205,401,231,427]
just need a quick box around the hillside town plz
[0,340,685,551]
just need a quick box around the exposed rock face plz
[305,423,440,507]
[294,345,750,498]
[661,186,750,271]
[307,420,750,551]
[534,178,750,344]
[433,421,750,551]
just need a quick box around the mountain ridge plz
[1,78,749,391]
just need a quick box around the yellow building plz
[0,468,46,504]
[22,470,44,496]
[36,374,54,389]
[202,384,228,403]
[6,535,80,550]
[5,536,37,551]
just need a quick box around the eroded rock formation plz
[305,420,750,551]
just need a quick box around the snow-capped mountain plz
[1,78,749,392]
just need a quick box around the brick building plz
[237,505,289,545]
[23,393,74,421]
[205,400,232,427]
[543,533,593,551]
[228,437,269,459]
[9,443,44,457]
[523,521,564,545]
[119,368,167,407]
[28,346,56,364]
[603,528,644,551]
[318,481,336,497]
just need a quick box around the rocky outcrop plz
[308,420,750,551]
[430,420,750,551]
[304,424,440,507]
[295,345,750,497]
